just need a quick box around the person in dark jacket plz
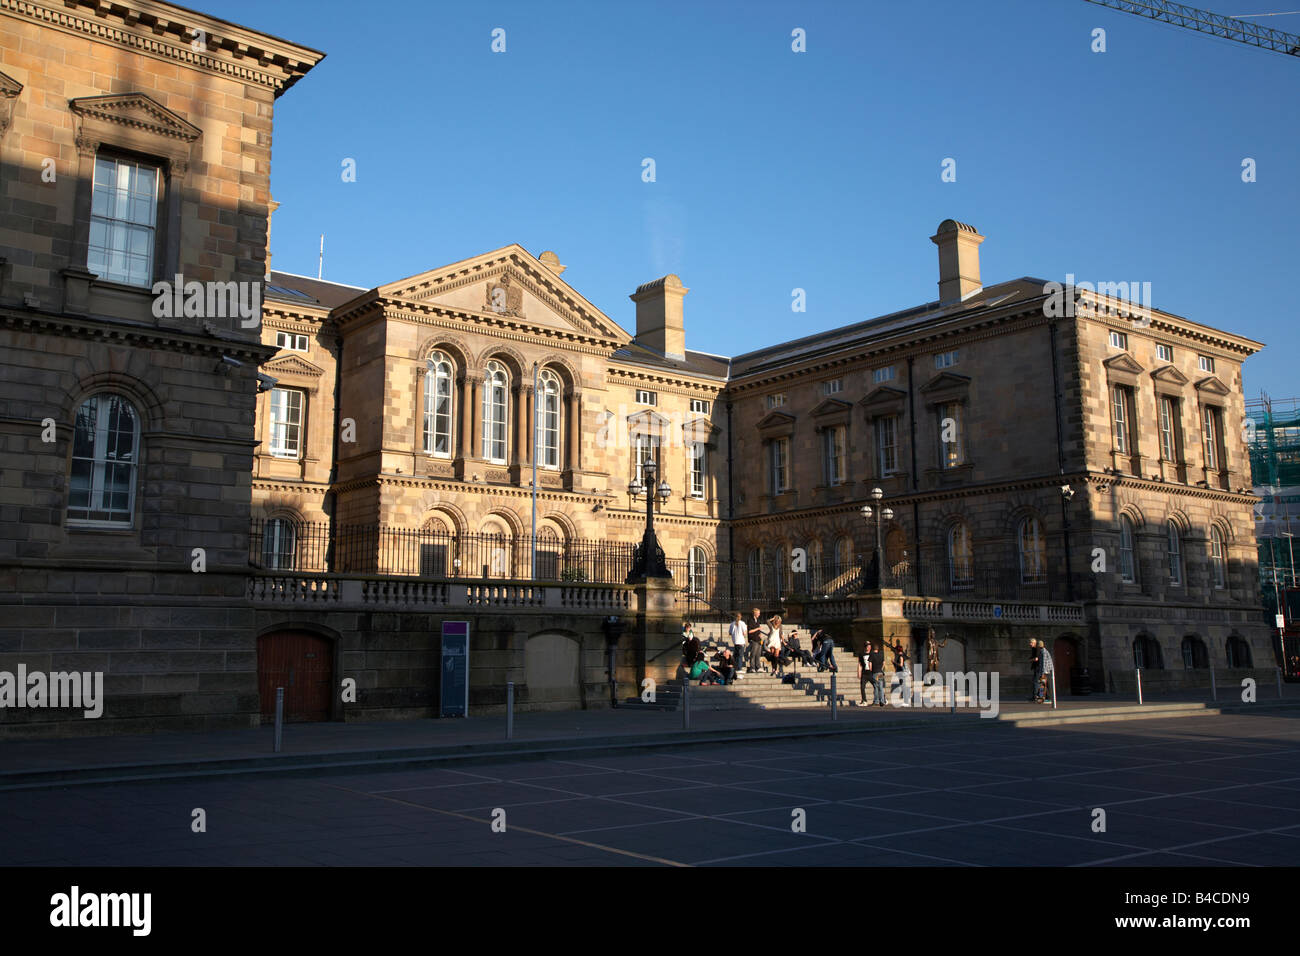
[811,628,837,673]
[1029,638,1043,702]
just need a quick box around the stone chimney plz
[630,274,688,361]
[538,250,566,277]
[930,219,984,304]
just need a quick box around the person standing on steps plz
[729,611,748,680]
[857,642,872,704]
[891,639,911,705]
[747,607,767,673]
[869,642,887,706]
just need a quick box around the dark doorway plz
[257,630,334,722]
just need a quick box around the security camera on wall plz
[256,372,278,393]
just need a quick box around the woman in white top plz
[764,615,784,673]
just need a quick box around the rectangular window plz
[269,388,304,458]
[1198,355,1215,373]
[1203,405,1222,470]
[872,366,895,384]
[1109,330,1128,350]
[1156,344,1173,363]
[88,154,159,287]
[690,399,710,414]
[635,389,657,406]
[770,438,790,493]
[633,434,660,483]
[876,415,898,476]
[823,379,843,395]
[937,403,964,468]
[690,444,706,499]
[1158,397,1179,462]
[823,426,846,485]
[276,331,309,352]
[766,393,786,409]
[1112,385,1131,455]
[934,350,959,369]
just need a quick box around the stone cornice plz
[2,0,325,96]
[605,365,725,392]
[0,306,272,361]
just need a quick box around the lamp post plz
[1060,483,1075,602]
[859,487,893,589]
[625,457,672,582]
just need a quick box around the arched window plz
[948,522,974,589]
[1210,526,1226,589]
[423,351,454,456]
[482,361,509,462]
[1134,635,1163,670]
[1119,516,1137,584]
[480,517,511,577]
[536,526,561,580]
[834,536,852,577]
[537,368,561,468]
[747,549,762,599]
[1167,521,1183,587]
[261,517,297,570]
[806,539,823,591]
[1225,635,1252,668]
[885,527,907,570]
[687,546,707,595]
[68,393,140,526]
[1018,517,1046,585]
[1181,635,1208,669]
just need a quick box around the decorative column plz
[566,389,581,472]
[469,377,481,459]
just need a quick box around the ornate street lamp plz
[625,457,672,582]
[860,487,894,589]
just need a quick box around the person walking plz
[869,642,887,706]
[728,611,748,679]
[1030,638,1044,703]
[1038,639,1055,704]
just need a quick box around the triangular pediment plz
[1195,375,1231,396]
[1103,352,1146,376]
[626,408,671,437]
[683,416,719,443]
[756,410,796,430]
[264,354,324,378]
[861,385,907,406]
[1151,364,1190,386]
[378,245,630,343]
[810,398,852,418]
[919,372,971,394]
[69,93,201,143]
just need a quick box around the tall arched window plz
[423,351,454,456]
[1134,634,1163,669]
[1018,517,1046,585]
[1210,526,1226,588]
[948,522,974,589]
[537,368,561,468]
[833,536,852,579]
[885,527,907,570]
[1167,521,1183,587]
[261,517,297,570]
[68,393,140,526]
[1119,516,1137,584]
[1225,635,1252,668]
[482,360,508,462]
[687,546,707,595]
[1181,635,1208,669]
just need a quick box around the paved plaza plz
[2,712,1298,867]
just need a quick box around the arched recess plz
[1181,634,1209,669]
[479,512,519,578]
[1225,633,1253,669]
[524,629,583,709]
[1133,633,1164,669]
[418,509,459,577]
[256,622,341,722]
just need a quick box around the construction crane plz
[1082,0,1300,57]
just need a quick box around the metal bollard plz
[1210,668,1217,702]
[1050,670,1057,711]
[274,687,284,753]
[506,681,514,740]
[949,673,956,714]
[830,672,837,721]
[682,675,690,730]
[1136,667,1143,706]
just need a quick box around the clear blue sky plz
[212,0,1297,398]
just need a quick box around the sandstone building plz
[0,0,1276,737]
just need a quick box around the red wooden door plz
[258,631,333,722]
[1052,637,1077,693]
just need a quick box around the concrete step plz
[999,702,1221,727]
